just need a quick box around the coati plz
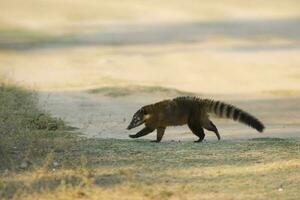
[127,96,265,142]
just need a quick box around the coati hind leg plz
[151,127,166,143]
[203,120,221,140]
[188,119,205,143]
[129,126,155,138]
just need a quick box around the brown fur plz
[128,96,265,142]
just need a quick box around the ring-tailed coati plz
[127,96,265,142]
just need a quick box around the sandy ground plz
[38,90,300,141]
[1,20,299,141]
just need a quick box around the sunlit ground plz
[0,0,300,199]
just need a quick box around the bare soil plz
[38,90,300,141]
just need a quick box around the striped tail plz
[204,99,265,132]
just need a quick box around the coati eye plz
[142,109,147,115]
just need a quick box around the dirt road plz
[1,17,299,141]
[38,90,300,141]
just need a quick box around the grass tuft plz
[0,84,74,171]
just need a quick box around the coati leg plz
[188,119,205,143]
[151,127,166,143]
[129,126,155,138]
[203,120,221,140]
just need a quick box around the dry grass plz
[264,89,300,97]
[0,83,299,200]
[1,137,299,200]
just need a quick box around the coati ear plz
[141,108,151,120]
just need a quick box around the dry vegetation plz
[0,84,72,170]
[0,85,299,200]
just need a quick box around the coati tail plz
[204,99,265,132]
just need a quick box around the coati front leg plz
[129,126,155,138]
[188,118,205,142]
[151,127,166,143]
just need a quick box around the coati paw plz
[150,140,160,143]
[129,134,137,138]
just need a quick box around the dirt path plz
[2,17,299,141]
[38,90,300,141]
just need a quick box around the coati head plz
[127,107,151,130]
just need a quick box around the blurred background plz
[0,0,299,139]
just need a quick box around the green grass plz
[0,28,51,41]
[0,84,75,171]
[88,85,195,97]
[0,27,56,49]
[0,84,299,199]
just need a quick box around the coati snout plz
[127,108,150,130]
